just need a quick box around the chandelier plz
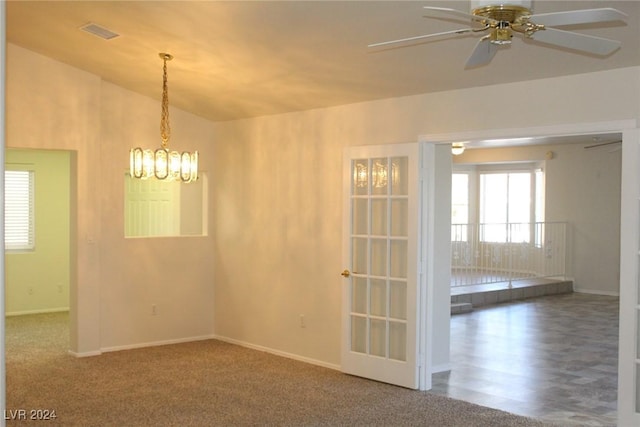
[129,53,198,183]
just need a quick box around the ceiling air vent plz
[79,23,120,40]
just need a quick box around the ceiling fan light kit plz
[369,1,627,68]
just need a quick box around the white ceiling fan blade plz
[368,28,476,49]
[529,8,627,27]
[423,6,496,25]
[530,28,621,55]
[465,36,499,68]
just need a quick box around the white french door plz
[341,143,422,389]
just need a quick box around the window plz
[5,170,35,251]
[480,172,531,242]
[534,169,545,246]
[452,173,469,224]
[451,173,469,241]
[452,164,544,244]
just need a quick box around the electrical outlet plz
[152,304,158,316]
[28,287,34,295]
[299,314,306,328]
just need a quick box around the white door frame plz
[418,143,453,389]
[418,119,639,422]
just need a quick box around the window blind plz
[5,170,35,250]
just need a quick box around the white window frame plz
[451,172,470,241]
[479,169,533,243]
[452,163,544,245]
[5,168,35,251]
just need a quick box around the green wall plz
[5,148,70,315]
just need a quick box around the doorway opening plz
[4,148,74,358]
[428,132,622,426]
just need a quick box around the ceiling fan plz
[368,0,628,68]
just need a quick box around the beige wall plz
[213,67,640,367]
[455,142,622,295]
[5,148,70,315]
[7,40,640,366]
[7,43,216,354]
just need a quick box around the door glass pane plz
[351,316,367,353]
[352,237,367,274]
[371,239,387,277]
[389,321,407,361]
[370,319,386,357]
[371,199,387,236]
[371,158,388,196]
[389,280,407,320]
[353,159,368,196]
[390,240,407,278]
[391,157,408,196]
[390,199,408,237]
[352,278,367,314]
[370,279,387,317]
[352,198,368,235]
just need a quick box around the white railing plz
[451,222,568,288]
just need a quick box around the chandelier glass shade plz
[129,53,198,183]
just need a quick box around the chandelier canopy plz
[129,53,198,183]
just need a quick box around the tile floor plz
[429,293,619,426]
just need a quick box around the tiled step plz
[451,302,473,315]
[451,280,573,313]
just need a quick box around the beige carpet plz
[6,312,553,426]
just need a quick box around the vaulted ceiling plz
[6,1,640,123]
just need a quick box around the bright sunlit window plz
[5,170,35,251]
[479,171,532,243]
[451,173,469,241]
[452,165,544,244]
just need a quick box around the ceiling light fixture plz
[451,142,466,156]
[129,53,198,183]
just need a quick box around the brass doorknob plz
[341,269,351,278]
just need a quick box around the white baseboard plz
[100,334,216,354]
[68,350,102,358]
[573,288,619,297]
[213,334,341,371]
[6,307,69,317]
[71,334,341,373]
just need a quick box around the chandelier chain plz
[160,56,171,148]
